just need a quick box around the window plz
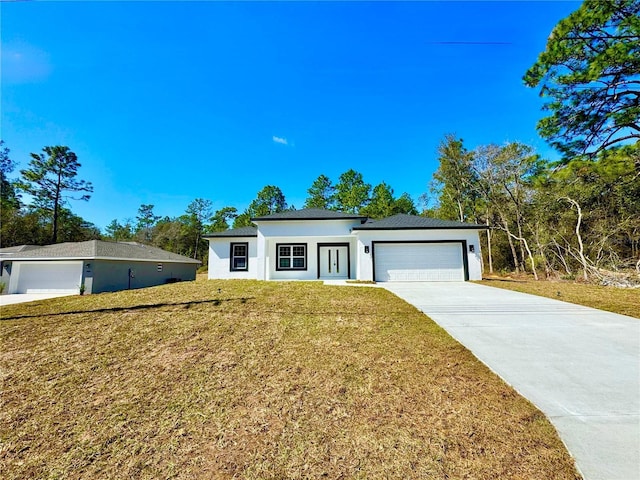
[230,242,249,271]
[277,243,307,270]
[157,263,163,272]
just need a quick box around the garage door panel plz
[16,262,82,293]
[374,243,464,282]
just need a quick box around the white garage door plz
[374,243,465,282]
[15,262,82,293]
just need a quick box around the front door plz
[319,245,349,279]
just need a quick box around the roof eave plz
[352,225,488,231]
[252,216,367,222]
[8,256,201,264]
[203,234,258,239]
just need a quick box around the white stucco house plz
[204,209,485,282]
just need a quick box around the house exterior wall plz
[88,260,197,293]
[207,237,258,280]
[355,229,483,281]
[254,219,362,281]
[255,219,362,238]
[262,235,357,280]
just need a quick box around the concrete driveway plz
[0,293,76,306]
[382,282,639,480]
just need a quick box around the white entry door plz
[319,246,349,279]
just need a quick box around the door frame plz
[317,243,351,279]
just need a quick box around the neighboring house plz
[0,245,40,292]
[204,209,485,282]
[1,240,200,295]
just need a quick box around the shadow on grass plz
[481,277,527,283]
[1,297,255,321]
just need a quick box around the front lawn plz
[0,280,580,479]
[478,277,639,318]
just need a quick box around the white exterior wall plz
[257,230,267,280]
[255,219,362,281]
[263,236,357,280]
[207,237,257,280]
[355,229,483,281]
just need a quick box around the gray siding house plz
[1,240,200,295]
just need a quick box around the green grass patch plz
[478,277,639,319]
[1,279,580,479]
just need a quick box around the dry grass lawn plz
[1,280,581,479]
[479,277,639,319]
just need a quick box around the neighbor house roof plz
[203,226,258,238]
[352,214,486,230]
[0,245,40,255]
[252,208,368,222]
[4,240,201,264]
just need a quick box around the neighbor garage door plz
[374,242,465,282]
[15,262,82,293]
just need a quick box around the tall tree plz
[232,211,253,229]
[304,174,336,209]
[535,144,640,276]
[136,204,160,243]
[231,186,287,229]
[361,182,395,219]
[334,169,371,213]
[248,185,287,217]
[394,192,419,216]
[104,219,134,242]
[18,146,93,243]
[209,207,238,232]
[431,134,478,222]
[183,198,212,259]
[473,143,544,274]
[0,141,21,247]
[0,140,19,209]
[152,217,185,255]
[524,0,640,158]
[360,183,418,219]
[56,208,102,242]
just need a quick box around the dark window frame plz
[230,242,249,271]
[276,243,307,271]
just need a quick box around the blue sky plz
[2,1,580,231]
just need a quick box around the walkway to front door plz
[318,245,349,279]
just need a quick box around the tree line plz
[429,136,639,281]
[0,143,419,264]
[1,143,101,248]
[96,169,420,262]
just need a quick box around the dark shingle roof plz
[252,208,367,221]
[5,240,201,264]
[203,226,258,238]
[352,214,486,230]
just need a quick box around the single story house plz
[1,240,200,295]
[204,209,485,282]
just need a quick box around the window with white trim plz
[277,243,306,270]
[230,242,249,271]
